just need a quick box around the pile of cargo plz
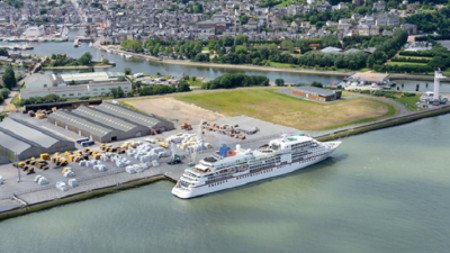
[14,157,51,175]
[79,160,108,172]
[34,175,49,185]
[201,121,247,140]
[14,161,34,175]
[126,142,168,162]
[125,163,151,174]
[62,151,86,163]
[110,154,131,168]
[28,109,53,119]
[173,133,212,152]
[55,177,79,191]
[55,181,68,191]
[50,153,69,167]
[100,144,129,154]
[67,178,78,188]
[61,167,75,178]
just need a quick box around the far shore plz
[42,63,115,70]
[98,45,350,77]
[98,45,450,82]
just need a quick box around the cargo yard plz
[0,100,298,215]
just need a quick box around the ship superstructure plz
[172,133,341,199]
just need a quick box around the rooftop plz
[72,105,139,132]
[349,72,389,83]
[0,117,59,148]
[60,72,125,83]
[95,102,161,128]
[49,110,113,137]
[294,86,338,97]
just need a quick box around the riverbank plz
[317,104,450,141]
[0,174,172,221]
[99,45,450,81]
[390,73,450,82]
[97,45,350,77]
[42,63,115,70]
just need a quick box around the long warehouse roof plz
[49,110,113,137]
[96,102,160,127]
[0,117,59,148]
[72,105,138,132]
[0,130,31,154]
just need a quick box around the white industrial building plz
[20,72,131,99]
[21,81,132,99]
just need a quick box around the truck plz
[76,137,90,144]
[81,140,95,147]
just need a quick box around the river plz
[0,115,449,252]
[0,40,343,85]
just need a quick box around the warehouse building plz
[95,102,174,132]
[20,72,131,99]
[0,117,75,163]
[20,81,132,99]
[292,86,342,102]
[47,102,174,143]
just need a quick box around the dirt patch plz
[123,97,223,125]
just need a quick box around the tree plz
[2,65,17,89]
[121,39,143,53]
[111,87,125,98]
[176,81,191,92]
[0,48,8,57]
[311,81,324,88]
[0,88,10,100]
[78,52,93,65]
[124,67,132,75]
[275,78,285,86]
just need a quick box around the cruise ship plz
[172,133,341,199]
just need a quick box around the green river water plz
[0,115,449,252]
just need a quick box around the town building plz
[20,72,131,99]
[341,72,393,90]
[292,86,342,102]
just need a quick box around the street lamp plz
[15,152,20,183]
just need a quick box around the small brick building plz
[292,86,342,102]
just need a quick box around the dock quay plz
[0,115,298,220]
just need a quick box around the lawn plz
[268,61,296,68]
[385,61,428,67]
[393,94,421,111]
[176,89,398,131]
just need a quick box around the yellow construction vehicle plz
[40,153,50,161]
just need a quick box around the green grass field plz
[176,89,398,131]
[393,94,421,111]
[268,61,296,68]
[385,61,428,66]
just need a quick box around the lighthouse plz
[433,70,446,101]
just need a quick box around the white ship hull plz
[172,145,338,199]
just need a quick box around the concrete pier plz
[0,116,298,219]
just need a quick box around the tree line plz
[202,73,270,89]
[47,52,93,67]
